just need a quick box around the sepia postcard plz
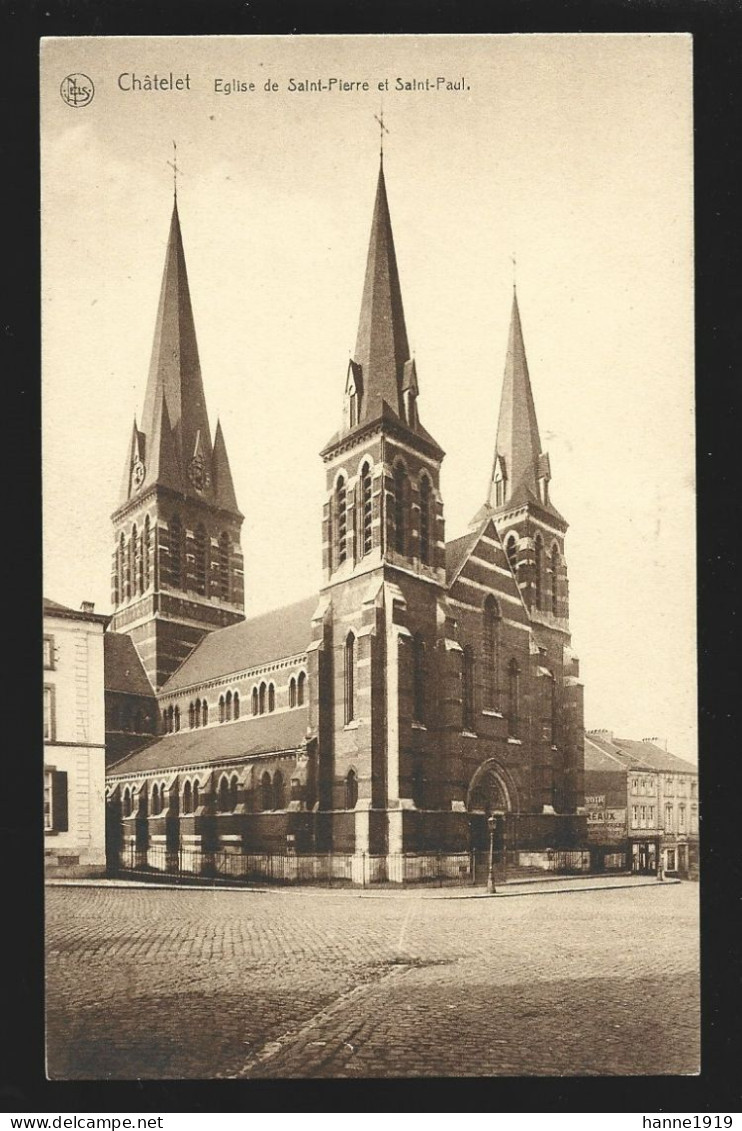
[41,33,698,1080]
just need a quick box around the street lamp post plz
[487,809,505,894]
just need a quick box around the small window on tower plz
[195,525,208,596]
[419,475,432,565]
[219,532,230,600]
[394,464,407,555]
[143,515,151,590]
[344,633,356,725]
[169,516,183,589]
[336,477,347,565]
[534,535,544,610]
[550,545,559,616]
[360,463,373,557]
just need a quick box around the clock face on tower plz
[132,459,145,489]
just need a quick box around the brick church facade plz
[105,159,587,865]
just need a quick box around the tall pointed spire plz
[212,419,240,514]
[472,288,559,526]
[352,161,411,423]
[492,288,543,503]
[138,199,214,498]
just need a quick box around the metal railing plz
[112,843,617,888]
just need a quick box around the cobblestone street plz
[45,880,699,1079]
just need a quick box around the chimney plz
[80,601,95,613]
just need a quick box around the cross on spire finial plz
[167,141,179,201]
[511,252,517,290]
[374,107,389,163]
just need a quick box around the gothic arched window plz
[483,596,501,710]
[273,771,285,811]
[188,702,195,729]
[268,683,275,713]
[219,695,225,724]
[173,706,180,732]
[419,475,432,564]
[130,524,139,597]
[114,531,123,606]
[394,463,407,554]
[336,477,347,565]
[344,632,356,725]
[230,775,239,811]
[534,535,544,610]
[218,532,230,601]
[182,781,192,815]
[119,532,126,603]
[161,708,168,734]
[260,771,272,812]
[194,698,201,729]
[259,682,266,715]
[123,532,132,602]
[462,646,475,732]
[218,776,230,813]
[225,690,232,722]
[152,783,160,816]
[297,670,306,707]
[193,782,200,810]
[550,544,560,616]
[233,691,240,720]
[412,634,426,724]
[201,701,208,727]
[122,787,131,818]
[143,515,151,591]
[507,659,520,739]
[169,515,183,589]
[346,769,358,810]
[289,677,297,709]
[195,524,208,596]
[360,462,373,557]
[167,705,174,734]
[252,686,259,716]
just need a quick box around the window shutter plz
[52,770,68,832]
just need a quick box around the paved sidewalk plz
[46,872,678,899]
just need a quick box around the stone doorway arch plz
[466,760,515,854]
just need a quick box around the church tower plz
[471,287,583,815]
[310,155,448,855]
[110,197,245,691]
[472,287,569,626]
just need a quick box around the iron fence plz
[112,843,620,888]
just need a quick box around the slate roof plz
[104,633,156,697]
[445,530,481,585]
[107,708,309,775]
[585,733,696,775]
[161,594,318,693]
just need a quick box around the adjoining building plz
[584,731,699,878]
[104,156,588,870]
[44,598,109,877]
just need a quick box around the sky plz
[41,34,696,760]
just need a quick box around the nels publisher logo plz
[60,73,94,108]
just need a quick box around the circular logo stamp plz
[60,74,94,108]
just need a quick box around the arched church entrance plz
[466,761,513,853]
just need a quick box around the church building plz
[105,157,587,868]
